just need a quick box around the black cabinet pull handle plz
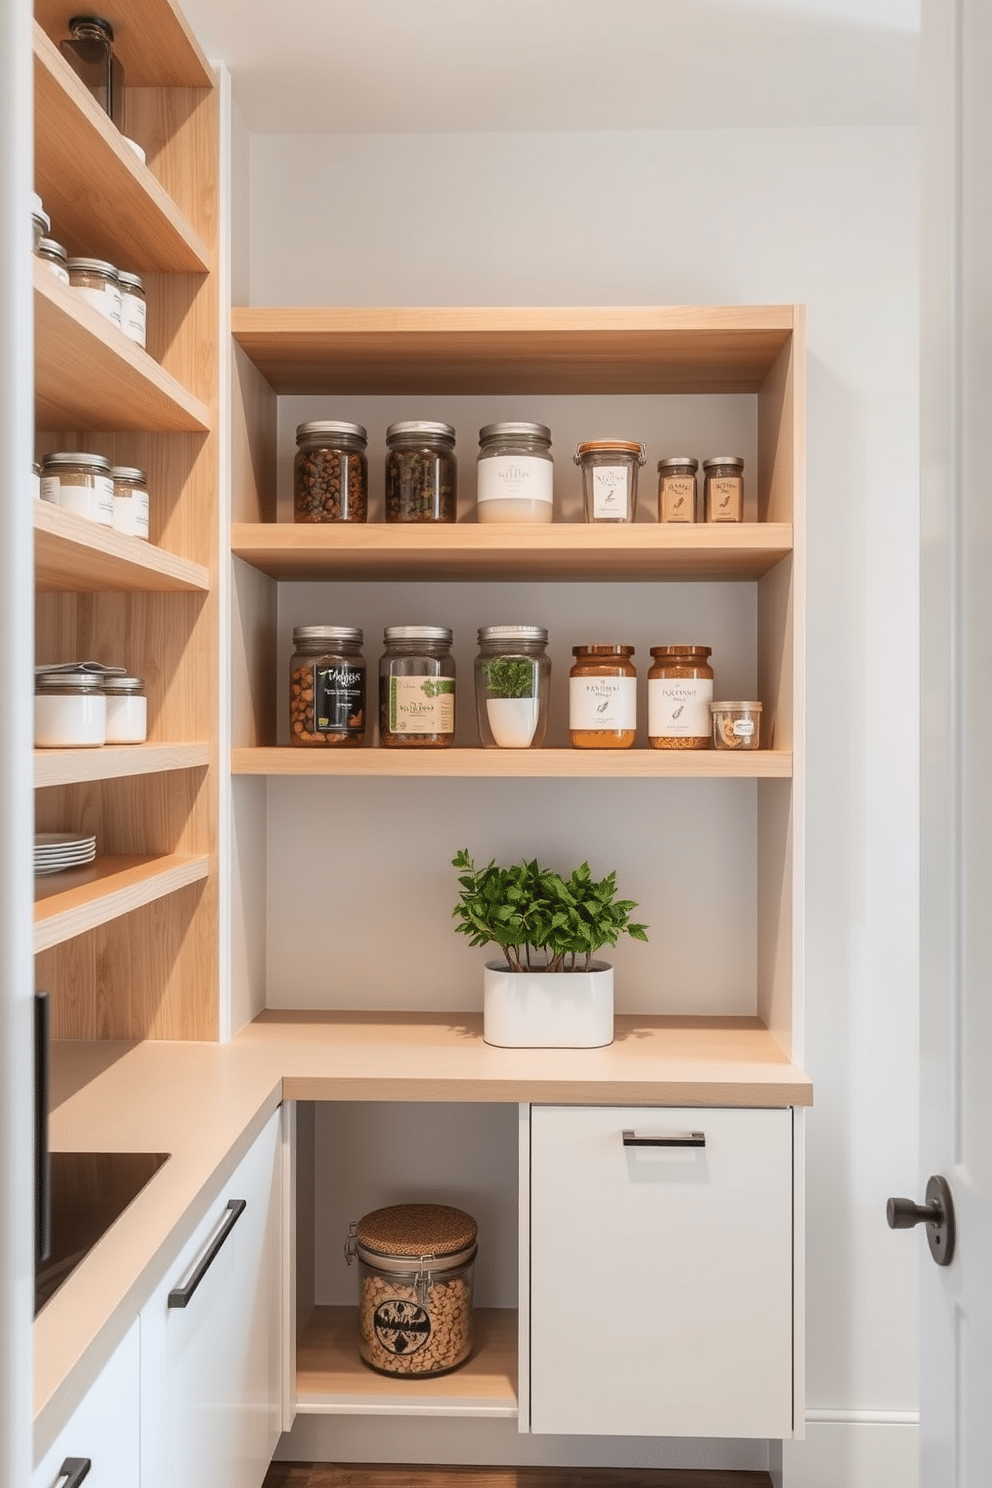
[168,1198,246,1308]
[622,1129,706,1148]
[56,1460,91,1488]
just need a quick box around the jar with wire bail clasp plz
[289,626,366,747]
[476,422,553,523]
[475,625,550,748]
[574,439,645,523]
[294,421,368,523]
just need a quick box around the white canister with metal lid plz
[35,673,107,748]
[101,677,147,743]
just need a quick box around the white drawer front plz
[529,1105,793,1439]
[32,1319,139,1488]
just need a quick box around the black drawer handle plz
[56,1460,91,1488]
[168,1199,246,1308]
[622,1129,706,1148]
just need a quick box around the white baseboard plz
[782,1417,919,1488]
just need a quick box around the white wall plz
[248,124,920,1481]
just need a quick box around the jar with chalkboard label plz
[289,626,366,747]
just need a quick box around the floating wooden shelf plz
[296,1306,517,1419]
[33,24,210,271]
[232,747,792,779]
[35,743,210,789]
[231,522,793,583]
[34,502,210,593]
[34,852,209,953]
[34,264,210,434]
[34,0,213,87]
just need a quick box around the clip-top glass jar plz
[289,627,366,747]
[476,422,553,524]
[703,456,745,522]
[379,626,455,747]
[574,440,645,523]
[385,422,456,523]
[60,16,125,131]
[648,645,714,749]
[657,457,699,523]
[475,626,550,749]
[294,421,369,523]
[569,645,637,749]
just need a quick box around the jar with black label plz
[379,626,455,747]
[476,422,553,523]
[574,440,645,523]
[657,457,699,523]
[569,645,637,748]
[648,645,714,749]
[294,421,368,523]
[385,422,457,523]
[475,625,550,748]
[289,626,366,747]
[703,456,745,522]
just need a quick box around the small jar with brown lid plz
[569,644,637,748]
[647,645,713,749]
[657,457,699,523]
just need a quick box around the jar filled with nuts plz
[346,1203,477,1377]
[294,421,369,523]
[289,626,366,747]
[385,421,457,522]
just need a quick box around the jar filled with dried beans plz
[647,645,713,749]
[569,644,637,748]
[379,625,455,747]
[294,421,368,523]
[289,626,366,747]
[385,421,457,523]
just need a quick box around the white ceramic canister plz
[101,677,147,743]
[110,465,150,539]
[35,673,107,748]
[40,452,114,526]
[476,422,553,523]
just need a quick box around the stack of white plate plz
[34,832,97,876]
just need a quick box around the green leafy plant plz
[482,657,536,699]
[452,849,648,973]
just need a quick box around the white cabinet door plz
[140,1108,283,1488]
[529,1105,793,1439]
[32,1319,139,1488]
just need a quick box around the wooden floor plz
[263,1466,772,1488]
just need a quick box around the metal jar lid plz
[100,676,144,695]
[386,421,455,443]
[574,439,645,463]
[479,421,551,444]
[35,672,104,693]
[711,700,762,711]
[41,452,112,473]
[66,257,119,280]
[292,625,364,645]
[383,625,453,643]
[117,271,145,293]
[478,625,548,644]
[657,456,699,473]
[295,420,368,445]
[39,238,67,264]
[355,1203,477,1262]
[702,455,745,471]
[109,465,147,485]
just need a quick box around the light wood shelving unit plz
[35,501,209,594]
[232,746,792,780]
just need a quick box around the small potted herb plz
[452,850,648,1047]
[474,626,550,748]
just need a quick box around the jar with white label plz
[109,466,150,539]
[379,626,455,748]
[289,626,366,747]
[67,257,122,329]
[569,645,637,749]
[474,625,550,749]
[648,645,713,749]
[711,700,763,751]
[657,457,699,523]
[40,452,114,526]
[574,440,645,523]
[117,272,146,347]
[703,456,745,523]
[31,463,41,500]
[35,673,107,748]
[38,238,70,285]
[101,677,147,743]
[476,422,553,524]
[31,194,49,253]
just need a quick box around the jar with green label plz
[289,626,366,747]
[379,626,455,748]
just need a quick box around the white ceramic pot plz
[486,696,540,748]
[483,960,614,1048]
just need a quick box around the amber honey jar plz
[647,645,713,749]
[568,645,636,748]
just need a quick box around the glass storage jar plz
[385,422,457,523]
[110,465,150,539]
[379,626,455,747]
[40,452,114,525]
[38,238,69,285]
[101,676,147,743]
[476,422,553,524]
[703,456,745,522]
[345,1204,478,1378]
[35,673,107,748]
[31,195,50,254]
[67,257,122,329]
[60,16,125,132]
[574,440,645,523]
[657,457,699,523]
[294,421,368,523]
[711,700,763,751]
[289,626,366,747]
[647,645,714,749]
[474,625,550,749]
[117,272,146,347]
[569,644,637,749]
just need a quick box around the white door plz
[917,0,992,1481]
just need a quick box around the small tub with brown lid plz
[346,1203,477,1377]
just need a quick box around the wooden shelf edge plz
[35,0,214,87]
[232,747,793,780]
[35,743,211,788]
[34,852,210,953]
[34,501,210,593]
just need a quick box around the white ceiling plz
[182,0,920,135]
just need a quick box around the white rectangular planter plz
[483,960,614,1048]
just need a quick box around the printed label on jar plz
[58,473,115,525]
[477,455,553,505]
[648,677,713,738]
[708,476,743,521]
[315,664,366,734]
[121,294,146,344]
[660,476,695,522]
[591,466,629,520]
[733,718,755,737]
[388,676,455,734]
[40,475,60,504]
[569,676,637,732]
[373,1299,431,1356]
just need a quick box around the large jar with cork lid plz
[568,644,637,748]
[647,645,714,749]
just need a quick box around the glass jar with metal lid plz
[110,465,149,540]
[289,626,366,747]
[569,644,637,748]
[703,456,745,522]
[101,676,147,743]
[345,1203,478,1377]
[35,672,107,748]
[38,238,70,285]
[294,421,368,523]
[67,257,122,328]
[574,439,645,523]
[474,625,550,749]
[648,645,714,749]
[385,422,457,523]
[657,457,699,523]
[40,452,114,526]
[379,626,455,747]
[476,422,553,524]
[117,272,146,347]
[31,194,49,254]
